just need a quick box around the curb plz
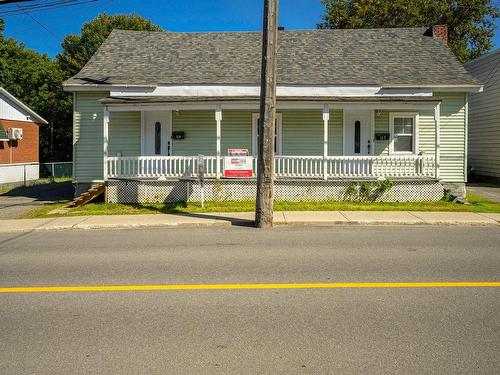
[0,217,498,233]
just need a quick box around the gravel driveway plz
[467,183,500,202]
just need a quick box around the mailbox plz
[375,133,390,141]
[171,131,185,140]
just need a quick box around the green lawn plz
[23,193,500,219]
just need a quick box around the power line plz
[0,0,98,16]
[0,0,32,5]
[14,3,61,41]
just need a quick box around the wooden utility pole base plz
[255,0,279,228]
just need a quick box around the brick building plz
[0,87,48,185]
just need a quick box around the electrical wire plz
[14,3,61,41]
[0,0,98,16]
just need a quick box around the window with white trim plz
[390,113,418,154]
[252,113,282,156]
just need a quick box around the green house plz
[63,26,482,203]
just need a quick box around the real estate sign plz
[224,148,253,178]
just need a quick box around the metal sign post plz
[197,154,205,208]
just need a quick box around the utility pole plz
[255,0,278,228]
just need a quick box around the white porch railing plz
[106,156,218,178]
[106,155,436,180]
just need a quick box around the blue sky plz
[1,0,499,58]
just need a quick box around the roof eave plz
[381,84,483,93]
[0,88,48,124]
[62,82,157,92]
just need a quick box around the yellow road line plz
[0,282,500,293]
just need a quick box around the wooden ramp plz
[68,183,106,208]
[49,183,105,215]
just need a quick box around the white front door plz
[344,110,373,156]
[143,111,172,156]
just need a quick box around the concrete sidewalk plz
[0,211,499,233]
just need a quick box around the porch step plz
[49,183,105,214]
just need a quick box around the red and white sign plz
[227,148,249,156]
[224,156,253,178]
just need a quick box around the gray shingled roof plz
[64,28,481,87]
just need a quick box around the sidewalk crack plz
[338,211,350,222]
[407,211,424,222]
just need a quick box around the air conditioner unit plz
[8,128,23,140]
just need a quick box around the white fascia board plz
[67,83,482,94]
[110,85,434,98]
[382,84,483,93]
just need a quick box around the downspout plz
[464,93,468,183]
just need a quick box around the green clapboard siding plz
[374,111,390,155]
[436,92,466,182]
[108,111,141,157]
[172,110,216,156]
[73,95,465,183]
[418,110,435,155]
[281,109,323,155]
[329,109,343,155]
[374,110,435,156]
[372,97,464,182]
[221,110,253,154]
[74,92,107,182]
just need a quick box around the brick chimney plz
[432,24,448,44]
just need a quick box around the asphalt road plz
[0,226,499,374]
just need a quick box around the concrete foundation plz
[441,182,466,199]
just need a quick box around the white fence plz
[106,155,436,180]
[0,162,39,185]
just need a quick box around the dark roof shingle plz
[64,28,481,87]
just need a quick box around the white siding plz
[0,94,32,122]
[465,49,500,178]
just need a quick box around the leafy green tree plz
[57,13,163,77]
[1,13,163,162]
[0,20,72,162]
[318,0,499,62]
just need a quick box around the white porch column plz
[323,104,329,180]
[215,105,222,179]
[103,106,109,181]
[434,102,441,180]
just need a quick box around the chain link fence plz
[40,162,72,179]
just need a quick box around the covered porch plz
[102,97,442,182]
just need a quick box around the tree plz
[0,19,72,162]
[318,0,499,62]
[1,13,163,162]
[57,13,163,78]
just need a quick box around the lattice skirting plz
[106,179,444,203]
